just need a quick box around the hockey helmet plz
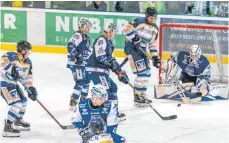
[91,84,108,102]
[104,23,118,33]
[17,40,32,53]
[189,45,202,61]
[88,115,107,136]
[79,18,93,30]
[145,7,157,18]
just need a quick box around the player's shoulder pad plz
[95,36,107,47]
[24,58,32,65]
[78,98,89,109]
[103,100,112,107]
[132,17,147,26]
[5,52,18,61]
[153,23,159,30]
[73,31,83,38]
[199,55,210,65]
[178,51,189,56]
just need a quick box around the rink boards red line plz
[0,43,228,64]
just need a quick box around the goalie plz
[155,45,229,102]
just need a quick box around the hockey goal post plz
[159,23,228,84]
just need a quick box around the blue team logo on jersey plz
[102,108,108,114]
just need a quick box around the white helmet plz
[91,84,108,102]
[189,45,201,61]
[79,18,92,30]
[104,23,118,33]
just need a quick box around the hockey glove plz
[152,56,161,68]
[11,66,20,81]
[79,127,90,143]
[75,53,83,65]
[132,35,141,46]
[28,86,38,101]
[116,70,129,84]
[108,58,121,73]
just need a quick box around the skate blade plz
[134,102,149,107]
[118,117,126,123]
[2,132,20,137]
[69,106,77,112]
[16,127,30,131]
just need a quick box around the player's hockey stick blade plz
[16,81,75,130]
[147,103,177,120]
[126,81,177,120]
[61,125,75,130]
[36,99,75,130]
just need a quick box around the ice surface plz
[0,53,228,143]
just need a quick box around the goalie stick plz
[138,47,202,104]
[16,81,75,130]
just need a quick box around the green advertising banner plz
[45,12,138,49]
[0,10,27,43]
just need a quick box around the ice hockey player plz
[123,7,161,106]
[0,40,38,137]
[167,45,211,85]
[72,84,126,143]
[86,23,129,121]
[67,18,93,111]
[155,45,228,102]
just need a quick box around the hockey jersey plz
[1,52,33,87]
[123,17,159,56]
[170,51,211,81]
[72,99,125,143]
[87,35,114,70]
[67,31,91,68]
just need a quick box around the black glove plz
[79,127,90,143]
[116,70,129,84]
[132,35,141,46]
[28,86,38,101]
[75,53,83,65]
[108,58,121,73]
[11,66,20,81]
[152,56,161,68]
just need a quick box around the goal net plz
[159,23,228,84]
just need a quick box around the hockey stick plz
[16,81,75,130]
[126,81,177,120]
[116,70,177,120]
[120,57,128,68]
[138,47,202,104]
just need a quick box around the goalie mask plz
[189,45,201,62]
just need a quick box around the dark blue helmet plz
[17,40,32,52]
[145,7,157,18]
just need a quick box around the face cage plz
[189,52,200,61]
